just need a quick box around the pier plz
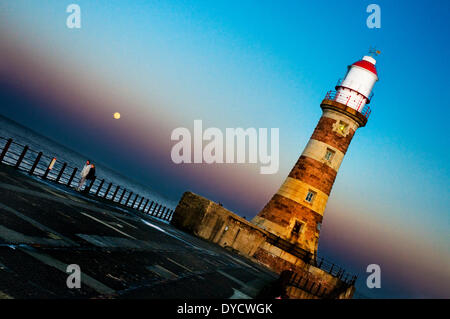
[0,137,277,298]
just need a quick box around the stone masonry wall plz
[171,191,355,299]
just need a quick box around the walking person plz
[77,160,91,191]
[83,163,96,193]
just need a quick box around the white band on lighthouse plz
[276,177,328,216]
[301,139,345,172]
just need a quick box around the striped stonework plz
[252,100,363,256]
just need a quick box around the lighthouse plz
[252,54,378,257]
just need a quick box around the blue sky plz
[0,0,449,298]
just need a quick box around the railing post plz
[137,197,145,210]
[329,264,334,275]
[29,152,43,175]
[112,186,120,201]
[0,138,13,163]
[104,183,113,198]
[43,157,57,179]
[95,179,105,196]
[163,207,169,219]
[345,274,350,283]
[118,188,127,204]
[132,194,139,208]
[67,167,78,187]
[141,199,149,212]
[14,145,28,169]
[147,201,154,214]
[125,192,133,206]
[318,257,323,268]
[154,204,161,216]
[159,207,164,218]
[85,177,96,193]
[163,207,171,219]
[55,163,67,183]
[156,204,162,216]
[150,203,157,215]
[152,204,159,216]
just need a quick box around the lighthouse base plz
[171,191,356,299]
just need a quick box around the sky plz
[0,0,449,298]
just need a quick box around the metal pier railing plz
[265,232,357,285]
[0,136,175,222]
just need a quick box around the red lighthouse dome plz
[351,59,377,76]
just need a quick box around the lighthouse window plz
[305,190,316,203]
[324,148,335,161]
[292,221,303,235]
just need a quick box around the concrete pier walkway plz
[0,164,276,299]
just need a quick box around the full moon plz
[113,112,121,120]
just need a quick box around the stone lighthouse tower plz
[252,55,378,257]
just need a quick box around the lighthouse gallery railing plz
[324,90,372,120]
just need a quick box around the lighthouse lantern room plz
[325,55,378,119]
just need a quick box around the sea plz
[0,114,176,209]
